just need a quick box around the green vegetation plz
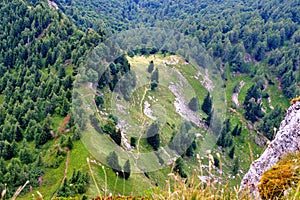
[259,153,300,200]
[0,0,299,199]
[0,0,102,198]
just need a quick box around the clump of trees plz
[243,84,264,123]
[146,122,160,151]
[0,0,103,196]
[57,170,90,197]
[106,151,131,180]
[259,107,283,140]
[216,119,233,148]
[103,119,122,146]
[97,55,137,101]
[168,121,197,157]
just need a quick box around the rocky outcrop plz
[240,101,300,198]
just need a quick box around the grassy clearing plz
[72,53,292,199]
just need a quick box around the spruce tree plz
[188,97,199,111]
[146,122,160,151]
[123,160,131,180]
[233,158,239,175]
[106,151,122,173]
[150,68,159,91]
[229,145,235,159]
[130,137,136,147]
[148,61,154,73]
[202,92,212,115]
[231,125,239,136]
[173,157,187,178]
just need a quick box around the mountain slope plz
[0,0,299,199]
[0,0,102,198]
[241,100,300,198]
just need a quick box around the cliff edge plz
[240,101,300,198]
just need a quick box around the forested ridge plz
[0,0,102,197]
[57,0,299,98]
[0,0,299,199]
[58,0,299,141]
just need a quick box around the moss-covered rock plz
[259,153,300,199]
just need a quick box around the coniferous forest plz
[0,0,299,199]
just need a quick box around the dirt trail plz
[136,85,151,156]
[232,81,245,107]
[63,150,70,182]
[51,149,70,199]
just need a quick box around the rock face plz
[240,101,300,198]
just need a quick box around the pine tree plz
[146,122,160,151]
[237,126,242,136]
[60,98,70,116]
[229,145,235,159]
[213,156,220,168]
[111,129,122,146]
[36,154,44,167]
[20,148,33,164]
[186,140,197,157]
[148,61,154,73]
[173,157,187,178]
[150,81,158,90]
[106,151,122,173]
[188,97,199,111]
[202,92,212,115]
[216,130,225,147]
[233,158,239,175]
[95,95,104,107]
[58,66,66,79]
[123,160,131,180]
[130,137,136,147]
[14,124,23,142]
[150,68,159,91]
[231,125,239,136]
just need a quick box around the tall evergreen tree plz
[173,157,187,178]
[233,158,239,175]
[229,145,235,159]
[202,92,212,115]
[188,97,199,112]
[146,122,160,151]
[123,160,131,180]
[150,68,159,91]
[148,60,154,73]
[231,125,239,136]
[106,151,122,173]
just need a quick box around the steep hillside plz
[0,0,102,198]
[0,0,299,199]
[241,100,300,198]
